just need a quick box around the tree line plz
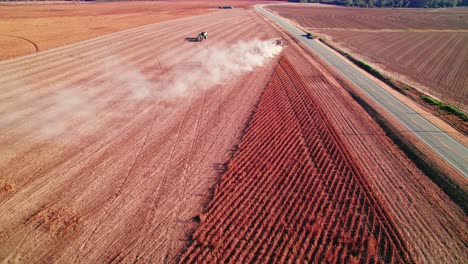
[292,0,468,7]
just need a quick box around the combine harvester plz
[275,38,287,47]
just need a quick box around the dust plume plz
[165,38,283,98]
[0,39,283,140]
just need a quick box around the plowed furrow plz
[180,56,414,263]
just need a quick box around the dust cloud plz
[0,39,283,139]
[166,39,283,97]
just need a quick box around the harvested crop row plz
[180,56,413,263]
[0,9,282,263]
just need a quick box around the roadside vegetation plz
[422,96,468,121]
[319,37,467,130]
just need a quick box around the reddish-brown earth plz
[0,3,466,264]
[268,4,468,30]
[182,57,414,263]
[267,4,468,109]
[0,8,283,263]
[0,1,272,60]
[181,41,467,263]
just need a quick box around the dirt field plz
[0,1,261,60]
[0,8,284,263]
[180,38,466,263]
[267,4,468,109]
[0,2,466,264]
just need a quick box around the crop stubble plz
[0,5,465,264]
[0,1,262,61]
[0,9,280,263]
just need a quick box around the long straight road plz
[255,5,468,177]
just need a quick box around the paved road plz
[255,5,468,177]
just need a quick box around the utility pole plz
[457,85,466,112]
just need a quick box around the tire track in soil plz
[0,9,286,263]
[80,89,198,263]
[78,11,274,261]
[162,86,208,262]
[0,34,39,53]
[74,56,166,262]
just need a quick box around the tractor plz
[196,32,208,42]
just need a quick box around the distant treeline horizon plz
[0,0,466,7]
[291,0,468,7]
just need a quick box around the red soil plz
[181,56,414,263]
[0,8,282,263]
[0,1,276,60]
[0,3,465,263]
[320,30,468,108]
[180,40,467,263]
[268,4,468,109]
[268,4,468,30]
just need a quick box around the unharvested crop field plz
[268,4,468,109]
[0,3,466,264]
[180,42,466,263]
[182,57,414,263]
